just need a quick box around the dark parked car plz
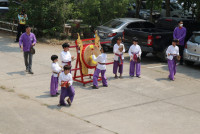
[127,1,161,20]
[96,18,155,51]
[124,17,200,60]
[0,0,20,17]
[0,0,9,15]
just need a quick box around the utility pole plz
[166,0,170,17]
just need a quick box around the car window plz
[11,1,20,6]
[0,2,8,7]
[142,22,155,28]
[190,35,200,44]
[161,3,165,9]
[141,2,146,9]
[102,20,124,29]
[126,22,141,28]
[170,3,182,10]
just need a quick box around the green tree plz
[8,0,75,36]
[178,0,200,21]
[135,0,142,18]
[165,0,170,17]
[80,0,130,28]
[7,0,132,36]
[146,0,162,22]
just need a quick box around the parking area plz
[0,32,200,134]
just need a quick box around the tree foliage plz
[79,0,130,28]
[178,0,200,21]
[8,0,130,36]
[7,0,200,37]
[146,0,162,22]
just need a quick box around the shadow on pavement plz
[161,63,200,79]
[7,71,26,76]
[156,77,171,81]
[36,94,51,98]
[0,31,20,53]
[47,105,62,110]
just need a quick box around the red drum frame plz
[70,38,113,86]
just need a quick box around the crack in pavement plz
[0,87,118,134]
[163,101,200,115]
[82,100,160,118]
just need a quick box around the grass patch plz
[18,94,30,99]
[7,89,15,92]
[0,85,15,92]
[41,103,49,106]
[0,86,6,90]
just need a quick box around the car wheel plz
[158,47,168,62]
[141,52,148,57]
[172,15,179,18]
[102,45,110,52]
[123,45,130,53]
[184,60,195,66]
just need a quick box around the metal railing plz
[0,20,18,33]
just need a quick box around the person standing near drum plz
[19,25,36,74]
[15,9,28,43]
[129,37,142,78]
[60,43,74,67]
[113,37,125,79]
[92,47,108,89]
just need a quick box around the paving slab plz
[84,101,200,134]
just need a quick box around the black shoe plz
[130,75,134,77]
[114,75,118,79]
[103,85,108,87]
[28,71,34,74]
[92,85,99,89]
[56,92,60,95]
[51,94,58,97]
[67,98,72,106]
[136,76,141,78]
[58,103,67,107]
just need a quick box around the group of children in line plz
[50,43,75,106]
[50,36,180,106]
[112,37,142,80]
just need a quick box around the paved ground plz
[0,31,200,134]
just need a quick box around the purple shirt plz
[19,32,37,52]
[173,27,186,46]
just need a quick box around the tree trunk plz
[150,0,153,22]
[165,0,170,17]
[136,0,142,18]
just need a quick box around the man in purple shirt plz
[173,20,186,65]
[19,25,36,74]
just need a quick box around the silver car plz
[96,18,155,51]
[184,31,200,65]
[160,1,193,19]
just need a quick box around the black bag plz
[30,47,35,54]
[137,57,141,63]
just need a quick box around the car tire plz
[102,45,110,52]
[184,60,195,66]
[123,45,130,53]
[141,52,148,57]
[158,47,168,62]
[172,15,179,18]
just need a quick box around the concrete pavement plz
[0,31,200,134]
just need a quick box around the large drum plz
[81,44,101,69]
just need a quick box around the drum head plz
[82,44,101,68]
